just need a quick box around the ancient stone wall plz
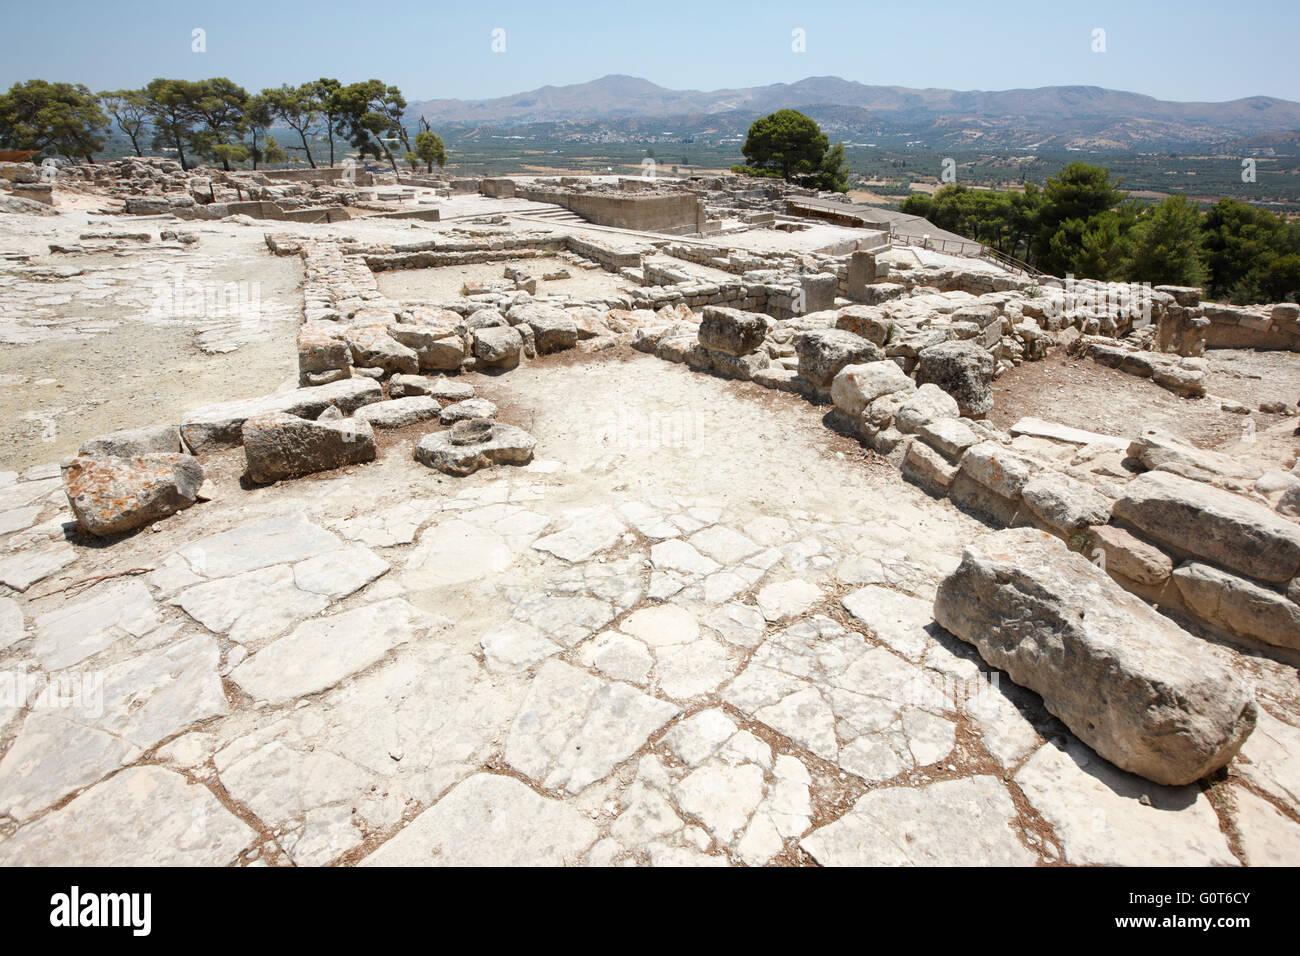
[518,183,704,235]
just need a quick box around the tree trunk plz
[174,130,188,172]
[298,128,316,168]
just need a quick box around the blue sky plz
[1,0,1295,104]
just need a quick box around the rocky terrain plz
[0,162,1297,867]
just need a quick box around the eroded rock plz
[64,453,203,537]
[934,528,1256,785]
[241,412,376,483]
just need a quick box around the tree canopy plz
[900,165,1300,303]
[0,74,452,178]
[0,80,107,159]
[739,110,849,192]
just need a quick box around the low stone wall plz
[480,178,517,198]
[268,230,1300,661]
[1151,286,1300,354]
[257,167,376,186]
[561,234,652,271]
[630,300,1300,656]
[629,279,767,313]
[1201,302,1300,350]
[518,183,705,235]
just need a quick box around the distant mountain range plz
[407,75,1300,150]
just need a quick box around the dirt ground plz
[375,255,633,302]
[0,230,302,472]
[990,348,1300,457]
[0,323,297,472]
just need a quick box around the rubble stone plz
[64,453,203,537]
[935,528,1256,785]
[241,412,376,483]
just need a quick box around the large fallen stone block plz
[947,472,1024,526]
[389,374,474,402]
[78,424,179,459]
[708,349,770,381]
[697,307,766,356]
[1152,361,1206,398]
[440,398,498,424]
[1280,484,1300,519]
[1126,427,1260,486]
[566,306,609,340]
[415,422,535,476]
[915,340,995,417]
[387,324,466,372]
[467,307,509,330]
[834,305,891,345]
[180,378,382,453]
[895,383,960,433]
[1009,417,1128,452]
[64,453,203,537]
[405,306,465,332]
[528,313,579,354]
[935,527,1256,786]
[1088,524,1173,587]
[471,325,524,369]
[1113,471,1300,584]
[508,304,578,353]
[830,361,915,417]
[1173,561,1300,650]
[901,439,958,495]
[916,417,980,459]
[794,329,883,389]
[241,412,376,483]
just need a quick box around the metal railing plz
[889,230,983,257]
[978,246,1043,277]
[890,227,1043,277]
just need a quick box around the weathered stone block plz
[64,454,203,537]
[1113,471,1300,584]
[795,329,882,389]
[1173,561,1300,650]
[830,360,914,417]
[935,528,1256,786]
[697,307,766,356]
[241,412,376,483]
[915,340,995,417]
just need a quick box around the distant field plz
[88,128,1300,214]
[436,139,1300,213]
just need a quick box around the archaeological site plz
[1,6,1298,902]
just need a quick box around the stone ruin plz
[0,168,1298,867]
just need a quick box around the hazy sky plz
[1,0,1295,104]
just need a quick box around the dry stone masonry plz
[0,166,1297,868]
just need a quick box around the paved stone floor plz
[1,351,1298,866]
